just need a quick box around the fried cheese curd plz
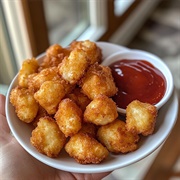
[39,44,70,71]
[84,95,118,125]
[30,116,66,157]
[10,86,38,123]
[66,87,91,111]
[55,98,82,137]
[32,105,48,127]
[18,58,39,88]
[97,119,140,153]
[58,49,89,84]
[65,132,109,164]
[70,40,102,64]
[28,67,61,92]
[80,63,118,100]
[126,100,157,136]
[34,80,66,115]
[79,122,97,138]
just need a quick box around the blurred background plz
[0,0,179,179]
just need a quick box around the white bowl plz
[5,42,178,173]
[102,50,174,115]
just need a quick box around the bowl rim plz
[102,49,174,114]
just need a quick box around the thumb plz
[0,94,6,116]
[0,94,10,133]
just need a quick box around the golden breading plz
[30,116,66,157]
[84,95,118,125]
[46,44,70,57]
[32,105,48,127]
[70,40,102,64]
[39,44,70,70]
[126,100,157,136]
[80,63,118,100]
[34,80,66,114]
[59,79,75,95]
[58,49,88,84]
[65,132,109,164]
[18,58,39,88]
[28,67,61,92]
[66,87,91,111]
[97,119,140,153]
[55,98,82,137]
[10,86,38,123]
[79,122,97,138]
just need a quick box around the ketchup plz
[110,59,166,109]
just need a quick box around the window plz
[43,0,90,46]
[0,0,107,84]
[0,1,17,84]
[43,0,107,46]
[1,0,161,86]
[114,0,135,16]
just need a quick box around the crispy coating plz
[66,87,91,111]
[28,67,61,92]
[10,86,38,123]
[30,116,66,157]
[126,100,157,136]
[84,95,118,125]
[32,105,48,127]
[80,63,118,99]
[97,119,140,153]
[65,132,109,164]
[39,44,70,70]
[18,58,39,88]
[55,98,82,137]
[58,49,88,84]
[34,80,66,114]
[59,79,75,94]
[79,122,97,138]
[46,44,70,58]
[70,40,102,64]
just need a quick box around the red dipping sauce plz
[110,59,166,109]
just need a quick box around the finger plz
[72,171,112,180]
[0,114,10,133]
[0,94,10,133]
[0,94,6,117]
[89,172,111,180]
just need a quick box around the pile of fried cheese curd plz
[10,40,157,164]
